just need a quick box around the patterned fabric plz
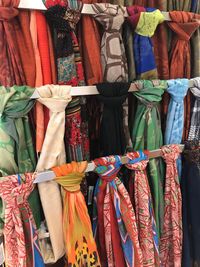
[160,145,182,267]
[127,6,164,79]
[130,80,167,238]
[0,173,44,267]
[36,85,72,264]
[126,151,160,267]
[93,155,143,267]
[96,83,130,156]
[92,3,128,82]
[52,162,101,267]
[165,79,189,175]
[188,78,200,141]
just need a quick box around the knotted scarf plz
[93,155,143,267]
[52,161,101,266]
[188,78,200,141]
[0,173,44,267]
[0,85,42,229]
[131,80,167,237]
[160,145,182,267]
[165,79,189,175]
[126,151,160,267]
[0,0,26,86]
[168,11,200,139]
[127,6,164,79]
[36,85,72,264]
[181,141,200,267]
[92,3,128,82]
[96,83,130,156]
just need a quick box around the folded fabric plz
[188,78,200,141]
[93,155,143,267]
[160,145,182,267]
[52,161,101,266]
[92,3,128,82]
[0,173,44,267]
[36,85,72,263]
[126,151,160,266]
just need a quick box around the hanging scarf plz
[96,83,130,156]
[126,151,160,267]
[127,6,164,79]
[51,161,101,266]
[188,78,200,141]
[93,155,143,267]
[0,173,44,267]
[131,80,167,238]
[0,0,26,86]
[160,145,182,267]
[92,3,128,82]
[181,140,200,267]
[168,11,200,139]
[36,85,72,264]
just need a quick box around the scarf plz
[93,155,143,267]
[0,173,44,267]
[127,6,164,79]
[92,3,128,82]
[131,80,167,238]
[52,161,101,266]
[126,151,160,267]
[0,0,26,86]
[160,145,182,267]
[96,82,130,156]
[36,85,72,264]
[191,0,200,12]
[168,0,192,11]
[188,78,200,141]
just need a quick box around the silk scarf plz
[0,173,44,267]
[36,85,72,264]
[52,161,101,266]
[130,80,166,238]
[93,155,143,267]
[92,3,128,82]
[127,6,164,79]
[160,145,182,267]
[188,78,200,141]
[126,151,160,267]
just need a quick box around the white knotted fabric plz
[36,85,72,264]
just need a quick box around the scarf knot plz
[64,8,81,30]
[167,79,188,103]
[0,6,19,21]
[191,78,200,100]
[94,156,122,181]
[161,144,181,163]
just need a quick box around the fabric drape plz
[92,3,128,82]
[93,155,143,267]
[36,85,72,264]
[0,0,26,86]
[127,6,164,79]
[126,152,160,267]
[160,145,182,267]
[131,80,167,237]
[168,0,192,11]
[188,78,200,141]
[0,173,44,267]
[52,161,101,267]
[181,141,200,267]
[96,82,130,156]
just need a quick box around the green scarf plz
[131,80,167,239]
[0,86,41,229]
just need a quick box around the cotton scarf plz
[160,145,182,267]
[96,83,130,156]
[188,78,200,141]
[36,85,72,264]
[126,151,160,267]
[52,161,101,266]
[127,6,164,79]
[92,3,128,82]
[0,173,44,267]
[93,155,143,267]
[131,80,167,238]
